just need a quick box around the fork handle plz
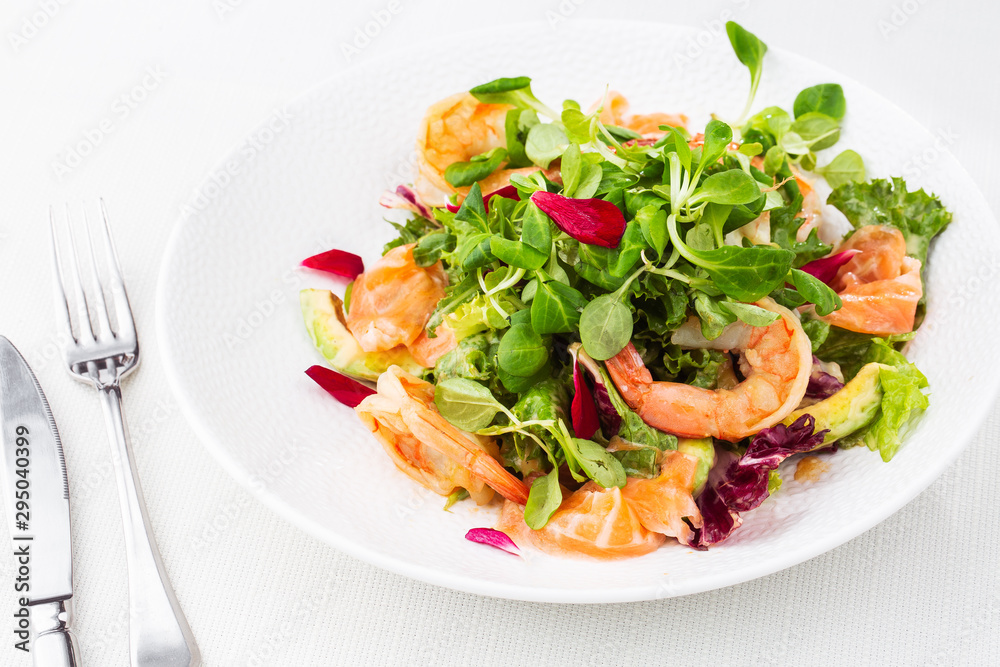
[98,384,201,667]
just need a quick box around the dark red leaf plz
[571,362,600,440]
[591,382,621,438]
[684,449,743,550]
[684,414,829,549]
[741,414,829,472]
[301,249,365,281]
[305,365,375,408]
[807,371,843,399]
[799,249,861,285]
[570,344,621,437]
[806,357,845,399]
[445,184,521,213]
[530,191,626,248]
[465,528,520,556]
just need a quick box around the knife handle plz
[98,385,201,667]
[31,599,81,667]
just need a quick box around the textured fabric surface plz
[0,1,997,665]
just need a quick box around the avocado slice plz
[677,437,715,495]
[300,288,424,381]
[784,362,887,446]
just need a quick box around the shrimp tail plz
[470,456,530,505]
[407,403,530,505]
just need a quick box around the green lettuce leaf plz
[856,339,929,462]
[443,293,520,340]
[827,177,952,267]
[814,326,879,380]
[432,333,502,395]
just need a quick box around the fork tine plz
[49,206,77,343]
[98,199,136,337]
[80,205,114,339]
[60,204,96,342]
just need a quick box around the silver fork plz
[50,201,201,667]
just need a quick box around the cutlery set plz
[0,202,200,666]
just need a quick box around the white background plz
[1,1,998,665]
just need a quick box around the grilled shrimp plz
[606,298,812,441]
[414,93,510,207]
[346,244,448,353]
[355,366,530,505]
[414,92,562,207]
[819,225,923,335]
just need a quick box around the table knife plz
[0,336,81,666]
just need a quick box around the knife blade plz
[0,336,80,666]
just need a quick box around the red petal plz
[800,249,862,285]
[446,184,521,213]
[305,365,375,408]
[465,528,520,556]
[571,362,600,440]
[530,191,626,248]
[301,249,365,281]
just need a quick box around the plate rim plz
[156,18,1000,603]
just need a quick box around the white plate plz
[157,21,1000,602]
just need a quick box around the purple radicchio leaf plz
[806,356,845,399]
[685,448,743,549]
[591,382,622,438]
[684,414,829,549]
[465,528,520,556]
[379,185,433,219]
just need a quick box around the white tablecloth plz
[2,1,998,665]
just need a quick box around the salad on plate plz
[297,22,951,559]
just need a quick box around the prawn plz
[606,298,812,441]
[592,91,688,138]
[414,93,508,207]
[355,366,530,505]
[819,224,922,335]
[414,92,560,207]
[346,244,448,353]
[496,482,665,560]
